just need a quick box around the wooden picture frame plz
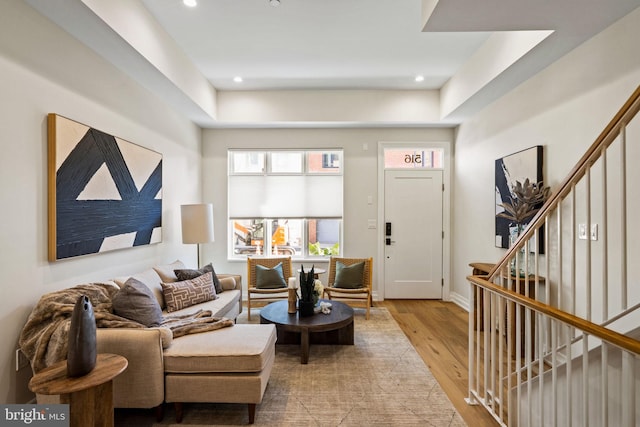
[48,114,162,260]
[495,145,543,249]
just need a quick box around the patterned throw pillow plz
[255,262,287,289]
[112,277,164,327]
[174,263,223,294]
[161,272,217,313]
[333,261,365,289]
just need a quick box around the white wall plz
[452,7,640,305]
[0,1,201,403]
[201,127,454,298]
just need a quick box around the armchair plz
[246,256,293,320]
[324,256,373,319]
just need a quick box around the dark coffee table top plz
[259,299,354,333]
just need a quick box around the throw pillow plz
[255,263,287,289]
[112,277,164,327]
[153,260,186,283]
[333,261,365,289]
[161,272,217,313]
[174,263,223,294]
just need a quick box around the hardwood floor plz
[380,300,499,427]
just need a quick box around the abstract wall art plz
[495,145,543,249]
[48,114,162,260]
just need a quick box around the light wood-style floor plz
[380,300,499,427]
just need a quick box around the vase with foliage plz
[497,178,551,275]
[298,265,316,317]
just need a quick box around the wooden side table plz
[29,353,127,427]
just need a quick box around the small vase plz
[509,225,527,277]
[298,300,315,317]
[67,295,97,377]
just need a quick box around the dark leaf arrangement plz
[298,265,315,303]
[497,179,551,226]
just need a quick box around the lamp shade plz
[181,204,215,244]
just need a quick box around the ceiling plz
[26,0,640,127]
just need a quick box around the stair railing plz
[467,85,640,426]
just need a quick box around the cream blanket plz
[19,283,233,373]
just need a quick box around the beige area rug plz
[115,307,465,426]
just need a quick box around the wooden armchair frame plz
[324,256,373,319]
[246,256,293,320]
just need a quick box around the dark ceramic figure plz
[67,295,97,377]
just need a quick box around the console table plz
[29,353,128,427]
[469,262,544,357]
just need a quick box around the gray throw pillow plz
[255,263,287,289]
[333,261,365,289]
[112,277,164,327]
[174,263,223,293]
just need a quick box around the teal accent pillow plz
[333,261,365,289]
[255,263,287,289]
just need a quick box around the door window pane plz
[384,148,443,169]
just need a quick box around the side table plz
[29,353,128,427]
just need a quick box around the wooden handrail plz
[468,274,640,355]
[490,85,640,278]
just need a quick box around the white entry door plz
[384,170,443,299]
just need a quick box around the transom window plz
[228,149,343,259]
[383,148,444,169]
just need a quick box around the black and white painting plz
[495,146,543,249]
[48,114,162,260]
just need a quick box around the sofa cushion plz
[153,260,186,283]
[112,278,164,327]
[255,262,287,289]
[163,324,277,373]
[174,263,223,294]
[161,272,217,313]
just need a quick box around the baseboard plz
[450,292,469,312]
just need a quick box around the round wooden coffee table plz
[259,299,354,364]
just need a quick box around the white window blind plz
[228,174,343,218]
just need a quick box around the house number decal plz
[404,154,422,163]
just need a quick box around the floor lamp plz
[181,203,215,267]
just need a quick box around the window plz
[384,148,444,169]
[228,150,343,259]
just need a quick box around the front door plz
[384,170,443,299]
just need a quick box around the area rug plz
[115,307,465,426]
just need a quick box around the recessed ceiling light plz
[183,0,197,7]
[233,76,243,83]
[415,75,425,82]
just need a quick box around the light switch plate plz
[578,224,587,240]
[367,219,376,229]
